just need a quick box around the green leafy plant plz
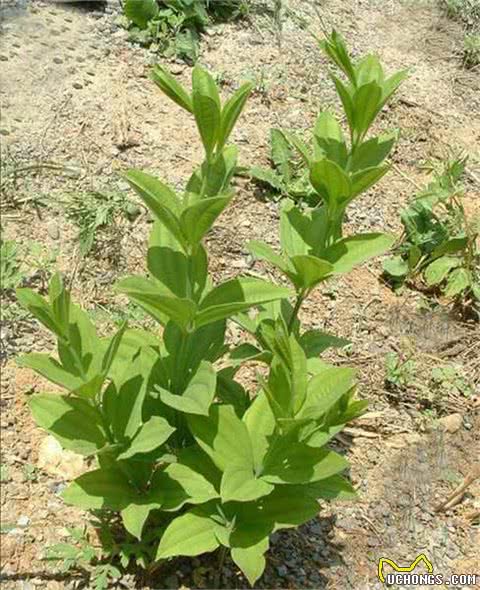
[18,33,402,586]
[385,352,416,390]
[123,0,250,63]
[463,33,480,67]
[383,156,480,310]
[430,364,474,398]
[247,128,316,203]
[63,190,140,257]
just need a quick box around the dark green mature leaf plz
[118,416,175,460]
[305,475,357,501]
[151,65,193,113]
[124,0,158,29]
[123,170,186,249]
[159,361,216,416]
[156,509,220,559]
[62,469,133,510]
[29,394,106,455]
[299,330,350,357]
[196,278,291,328]
[192,66,221,157]
[324,233,395,274]
[188,404,254,471]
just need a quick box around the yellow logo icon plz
[378,554,434,583]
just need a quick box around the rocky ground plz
[0,0,479,588]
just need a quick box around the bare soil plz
[1,0,479,589]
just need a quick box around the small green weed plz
[63,190,140,257]
[383,155,480,311]
[463,33,480,67]
[430,364,474,397]
[385,352,416,390]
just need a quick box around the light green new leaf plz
[381,70,409,106]
[123,170,186,248]
[353,82,382,139]
[383,255,409,279]
[298,366,355,420]
[324,233,395,274]
[29,394,106,456]
[247,241,289,273]
[310,159,352,206]
[218,82,253,149]
[156,509,220,559]
[350,131,397,172]
[220,466,273,503]
[196,278,291,328]
[192,66,221,157]
[188,404,254,471]
[62,469,133,510]
[231,537,269,586]
[18,354,83,393]
[243,392,276,470]
[180,194,233,246]
[331,76,355,134]
[355,54,384,86]
[101,321,127,377]
[313,111,348,167]
[320,31,356,85]
[351,164,390,197]
[159,361,216,416]
[16,288,62,337]
[118,416,175,460]
[151,65,193,113]
[424,257,460,286]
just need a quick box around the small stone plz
[38,436,85,480]
[438,413,463,434]
[86,70,95,77]
[72,82,83,90]
[47,222,60,240]
[277,565,288,576]
[53,57,63,64]
[0,55,8,62]
[17,515,30,528]
[0,129,10,136]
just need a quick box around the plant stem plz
[213,545,227,589]
[288,289,306,334]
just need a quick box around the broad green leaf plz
[124,0,158,29]
[201,145,238,196]
[298,367,355,420]
[231,538,269,586]
[352,82,382,139]
[331,75,355,133]
[188,404,254,471]
[29,394,106,455]
[216,369,250,417]
[279,199,328,258]
[350,131,397,172]
[381,70,409,106]
[351,164,390,197]
[196,278,291,328]
[18,354,83,392]
[156,509,220,559]
[324,233,395,274]
[116,276,196,329]
[49,273,70,335]
[16,288,62,336]
[220,466,273,503]
[121,503,157,540]
[444,267,471,297]
[431,237,468,259]
[192,66,221,157]
[118,416,175,460]
[247,241,289,273]
[424,256,461,286]
[180,194,232,245]
[310,159,352,206]
[244,392,276,470]
[355,54,384,86]
[383,255,409,279]
[218,82,253,149]
[148,222,189,298]
[313,111,348,167]
[299,330,350,357]
[62,469,133,510]
[158,361,216,416]
[305,475,357,501]
[150,462,219,511]
[289,255,333,289]
[263,441,348,484]
[151,65,193,113]
[123,170,186,248]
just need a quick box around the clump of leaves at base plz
[383,156,480,312]
[123,0,250,63]
[18,33,402,587]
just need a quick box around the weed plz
[385,352,416,390]
[63,190,140,257]
[383,155,480,311]
[430,364,474,397]
[463,33,480,67]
